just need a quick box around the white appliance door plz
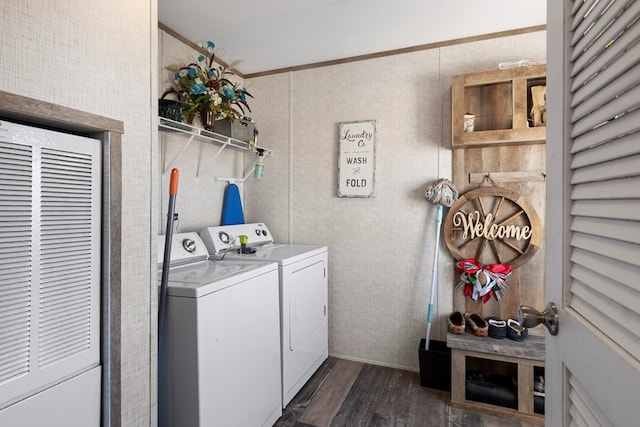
[546,2,639,425]
[0,121,101,425]
[283,256,328,406]
[289,260,327,350]
[197,270,282,427]
[163,268,282,427]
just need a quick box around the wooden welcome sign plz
[443,186,541,268]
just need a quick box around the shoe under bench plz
[447,332,545,425]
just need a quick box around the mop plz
[158,168,179,426]
[423,178,458,350]
[159,168,179,358]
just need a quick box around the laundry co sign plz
[338,120,376,198]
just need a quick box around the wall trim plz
[158,22,238,78]
[246,25,546,78]
[158,23,546,79]
[0,89,123,427]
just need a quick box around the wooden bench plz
[447,332,545,425]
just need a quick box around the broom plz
[423,179,458,350]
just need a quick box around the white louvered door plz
[0,120,101,423]
[547,1,640,425]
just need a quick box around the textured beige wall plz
[245,31,546,370]
[1,2,157,425]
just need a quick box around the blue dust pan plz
[221,183,245,225]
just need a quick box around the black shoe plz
[534,375,545,397]
[485,316,507,339]
[507,318,528,341]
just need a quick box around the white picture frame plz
[338,120,376,198]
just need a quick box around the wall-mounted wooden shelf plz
[452,64,546,148]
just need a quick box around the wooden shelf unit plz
[450,64,547,322]
[448,65,548,424]
[447,333,545,425]
[452,64,546,148]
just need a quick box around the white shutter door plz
[0,120,101,410]
[546,1,640,426]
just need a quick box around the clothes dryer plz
[200,224,328,408]
[158,232,281,427]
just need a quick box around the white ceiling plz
[158,0,547,75]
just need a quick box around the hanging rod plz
[469,171,546,184]
[215,164,256,184]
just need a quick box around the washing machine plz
[200,223,328,408]
[157,232,281,427]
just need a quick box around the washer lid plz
[223,244,327,266]
[163,259,278,298]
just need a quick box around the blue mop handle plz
[425,204,443,350]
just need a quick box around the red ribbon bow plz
[456,258,512,303]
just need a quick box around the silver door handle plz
[518,302,559,335]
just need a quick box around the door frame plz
[545,1,568,423]
[0,90,123,426]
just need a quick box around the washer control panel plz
[200,223,273,254]
[158,232,209,266]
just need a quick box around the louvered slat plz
[563,2,640,423]
[571,0,599,30]
[568,374,614,426]
[0,121,100,410]
[571,109,640,154]
[38,147,95,368]
[571,286,640,358]
[571,83,640,139]
[572,26,640,96]
[570,31,640,108]
[570,0,637,66]
[571,131,640,168]
[570,0,607,44]
[569,0,640,368]
[572,176,640,199]
[572,263,640,320]
[571,216,640,244]
[0,141,32,384]
[572,199,639,221]
[572,232,640,265]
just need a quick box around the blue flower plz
[240,93,246,102]
[208,69,217,78]
[190,83,206,95]
[188,68,196,78]
[197,55,205,62]
[174,72,180,81]
[207,41,215,50]
[222,86,236,99]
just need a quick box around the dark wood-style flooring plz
[275,357,538,427]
